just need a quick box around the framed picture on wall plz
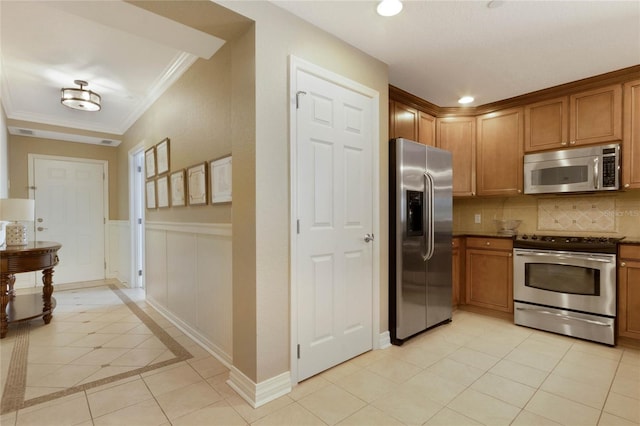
[146,180,156,209]
[156,175,169,208]
[210,155,232,204]
[187,162,208,206]
[156,138,170,175]
[170,169,186,207]
[145,146,156,179]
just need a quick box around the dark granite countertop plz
[453,233,515,239]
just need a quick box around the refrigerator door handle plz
[423,172,435,261]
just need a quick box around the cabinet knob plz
[517,189,522,193]
[570,140,576,145]
[485,241,491,246]
[620,262,626,267]
[624,183,630,188]
[561,142,567,146]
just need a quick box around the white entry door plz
[295,67,375,381]
[33,157,106,284]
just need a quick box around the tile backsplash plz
[453,190,640,239]
[537,198,615,232]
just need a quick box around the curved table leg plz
[42,267,54,324]
[1,273,10,338]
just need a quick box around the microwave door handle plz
[593,157,599,189]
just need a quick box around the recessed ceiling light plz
[458,96,475,105]
[377,0,403,17]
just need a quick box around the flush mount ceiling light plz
[458,96,475,105]
[61,80,101,112]
[377,0,403,17]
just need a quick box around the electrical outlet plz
[474,213,481,224]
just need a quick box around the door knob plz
[364,233,375,243]
[37,227,48,231]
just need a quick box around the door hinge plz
[296,91,307,109]
[138,218,142,225]
[104,218,106,225]
[296,219,300,234]
[137,166,142,173]
[138,269,143,277]
[104,261,107,270]
[297,344,301,359]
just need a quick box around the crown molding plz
[390,64,640,118]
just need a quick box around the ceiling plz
[1,1,639,146]
[272,0,640,107]
[0,1,228,145]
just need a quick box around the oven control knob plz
[531,235,538,240]
[521,234,528,240]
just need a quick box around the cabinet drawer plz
[466,237,513,251]
[620,244,640,260]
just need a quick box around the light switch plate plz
[474,213,481,224]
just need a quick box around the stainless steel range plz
[513,234,623,346]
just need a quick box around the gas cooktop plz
[513,234,624,253]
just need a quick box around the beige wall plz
[7,136,119,217]
[1,106,8,198]
[220,1,389,382]
[453,190,640,240]
[117,41,235,224]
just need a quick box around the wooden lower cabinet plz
[452,237,461,307]
[618,244,640,340]
[464,237,513,313]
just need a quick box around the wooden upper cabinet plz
[476,107,524,196]
[622,79,640,189]
[418,111,436,147]
[524,97,569,152]
[390,100,418,141]
[569,84,622,146]
[437,117,476,196]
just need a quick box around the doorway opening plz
[129,145,145,289]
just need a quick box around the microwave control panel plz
[602,147,617,188]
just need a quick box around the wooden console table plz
[1,241,61,338]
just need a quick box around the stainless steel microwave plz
[524,143,620,194]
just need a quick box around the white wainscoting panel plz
[107,220,131,285]
[145,222,233,363]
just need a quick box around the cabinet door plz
[476,108,523,196]
[622,79,640,189]
[569,84,622,146]
[465,248,513,312]
[437,117,476,196]
[391,101,418,141]
[418,111,436,147]
[618,259,640,339]
[465,249,513,312]
[524,97,569,152]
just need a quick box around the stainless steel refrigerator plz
[389,138,453,345]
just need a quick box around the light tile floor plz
[1,282,639,426]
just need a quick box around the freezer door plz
[425,146,453,328]
[391,139,428,340]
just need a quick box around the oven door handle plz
[516,307,612,327]
[515,251,613,263]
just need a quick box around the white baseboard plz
[227,367,291,408]
[378,330,391,349]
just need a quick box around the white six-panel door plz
[32,156,106,284]
[295,67,375,381]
